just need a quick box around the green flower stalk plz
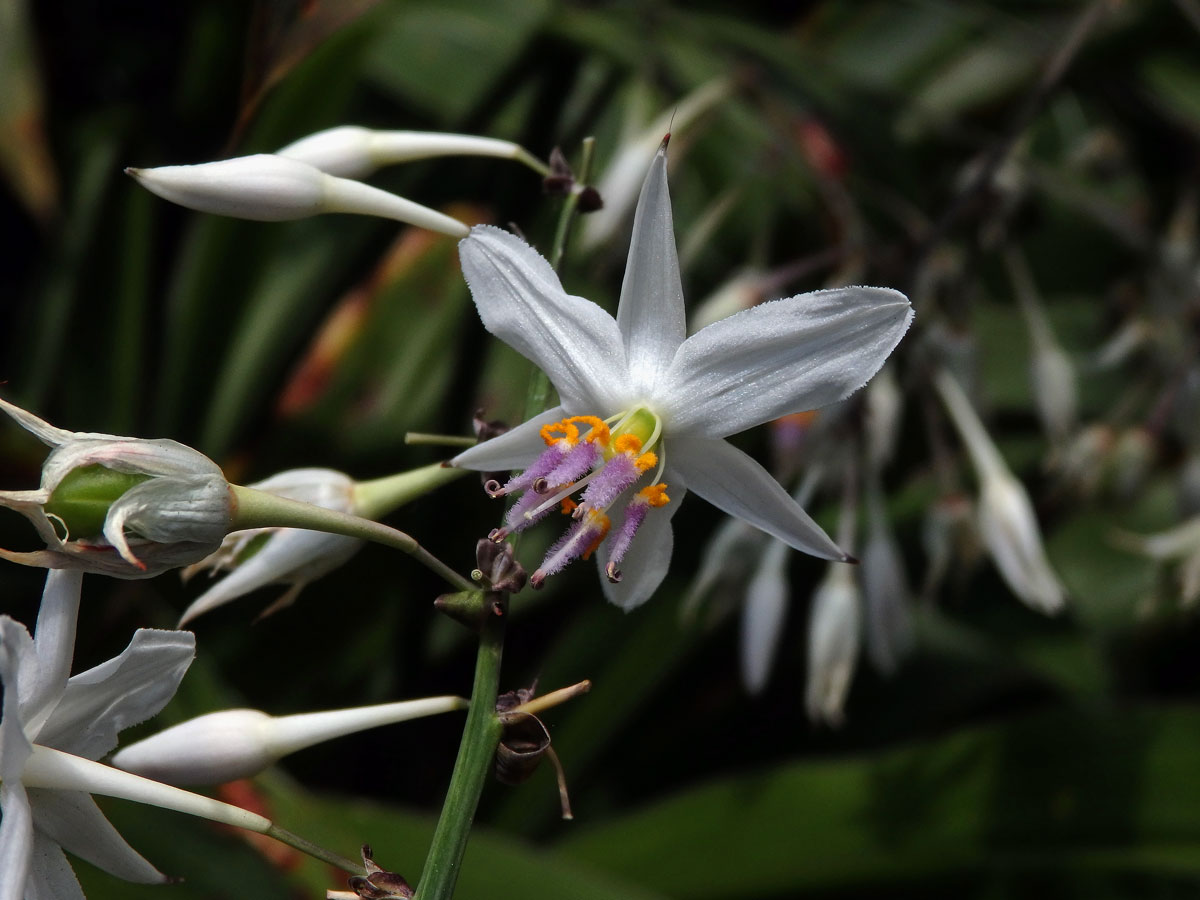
[181,463,468,623]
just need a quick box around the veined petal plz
[616,142,686,394]
[37,629,195,760]
[178,529,362,625]
[0,618,35,782]
[0,782,32,900]
[28,789,166,884]
[597,473,687,611]
[451,406,567,472]
[660,287,912,438]
[671,437,846,560]
[21,570,83,738]
[26,832,84,900]
[740,538,790,695]
[459,226,629,413]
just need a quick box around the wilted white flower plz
[935,370,1066,613]
[0,398,232,578]
[276,125,544,180]
[452,139,911,608]
[0,569,195,899]
[127,153,469,237]
[179,468,363,625]
[112,696,466,785]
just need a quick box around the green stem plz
[516,147,552,178]
[549,137,596,272]
[267,823,362,874]
[413,614,505,900]
[411,137,596,900]
[229,485,475,593]
[404,433,479,448]
[353,462,469,520]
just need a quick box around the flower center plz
[483,407,669,586]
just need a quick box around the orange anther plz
[634,451,657,473]
[613,434,643,455]
[638,483,670,507]
[560,497,578,515]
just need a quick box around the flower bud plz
[805,563,861,727]
[276,125,534,180]
[111,696,466,785]
[0,398,232,578]
[179,468,363,625]
[126,154,469,237]
[739,539,789,695]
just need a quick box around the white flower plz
[452,139,912,609]
[934,370,1066,613]
[0,569,195,900]
[111,696,466,785]
[126,153,469,237]
[0,398,232,578]
[179,468,364,625]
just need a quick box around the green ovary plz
[44,465,151,540]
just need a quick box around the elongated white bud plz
[111,696,467,785]
[126,154,468,237]
[277,125,534,179]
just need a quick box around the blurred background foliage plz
[5,0,1200,897]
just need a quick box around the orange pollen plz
[613,434,643,455]
[634,451,657,473]
[638,483,670,507]
[540,419,580,446]
[581,511,611,560]
[560,497,578,515]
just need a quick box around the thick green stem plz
[353,462,468,520]
[411,137,596,900]
[413,614,505,900]
[229,485,475,593]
